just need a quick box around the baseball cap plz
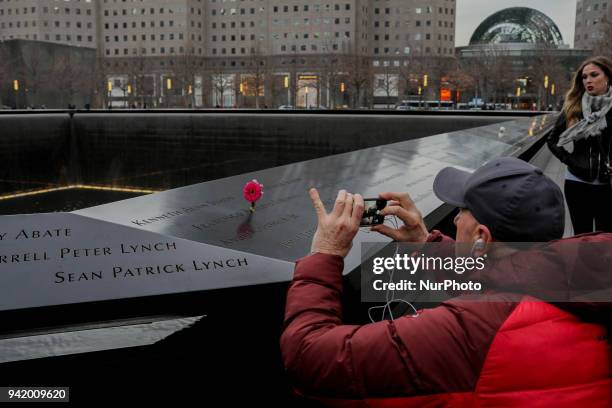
[433,157,565,242]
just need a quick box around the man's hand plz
[371,192,429,243]
[309,188,364,258]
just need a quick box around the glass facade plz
[469,7,564,46]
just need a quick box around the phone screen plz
[360,198,387,227]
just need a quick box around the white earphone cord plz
[366,216,419,323]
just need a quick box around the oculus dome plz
[469,7,564,46]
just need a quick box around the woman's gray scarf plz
[557,86,612,147]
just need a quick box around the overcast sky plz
[456,0,577,47]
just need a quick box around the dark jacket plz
[281,232,612,407]
[547,111,612,183]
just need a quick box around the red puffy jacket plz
[281,232,612,407]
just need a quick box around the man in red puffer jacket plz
[281,157,611,407]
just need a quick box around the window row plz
[373,46,453,55]
[0,7,93,16]
[105,47,204,56]
[0,20,93,29]
[577,1,609,13]
[272,4,351,12]
[575,15,609,27]
[271,17,351,26]
[103,7,199,16]
[0,33,93,42]
[104,33,205,42]
[212,47,262,55]
[373,33,454,41]
[269,32,351,40]
[212,21,256,29]
[211,7,263,15]
[373,20,454,28]
[374,7,453,15]
[278,43,342,52]
[104,21,203,29]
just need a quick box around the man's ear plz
[473,224,493,256]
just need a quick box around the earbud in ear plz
[473,238,485,251]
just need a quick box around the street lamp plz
[239,82,246,108]
[544,75,549,110]
[516,87,522,110]
[418,86,423,108]
[284,75,290,105]
[165,78,172,107]
[107,81,112,108]
[422,75,428,108]
[13,79,19,109]
[126,84,132,109]
[187,84,194,108]
[550,83,556,110]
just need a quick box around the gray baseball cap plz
[433,157,565,242]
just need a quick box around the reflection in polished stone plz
[0,188,146,215]
[0,114,555,311]
[76,116,555,272]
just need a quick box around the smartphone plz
[360,198,387,227]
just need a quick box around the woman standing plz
[548,56,612,234]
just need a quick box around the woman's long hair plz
[563,56,612,125]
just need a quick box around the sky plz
[456,0,577,47]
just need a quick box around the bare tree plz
[427,55,457,106]
[265,70,283,109]
[397,51,444,107]
[445,57,475,106]
[460,45,511,106]
[287,49,301,107]
[172,46,200,108]
[50,53,81,108]
[19,42,50,108]
[315,37,344,108]
[398,53,426,102]
[530,47,573,108]
[125,47,150,108]
[529,44,566,110]
[92,55,110,108]
[242,43,267,108]
[210,64,235,108]
[280,49,313,108]
[318,54,343,108]
[199,74,213,108]
[488,52,515,106]
[339,50,371,108]
[373,62,399,108]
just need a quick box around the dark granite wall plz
[0,112,522,193]
[0,114,71,193]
